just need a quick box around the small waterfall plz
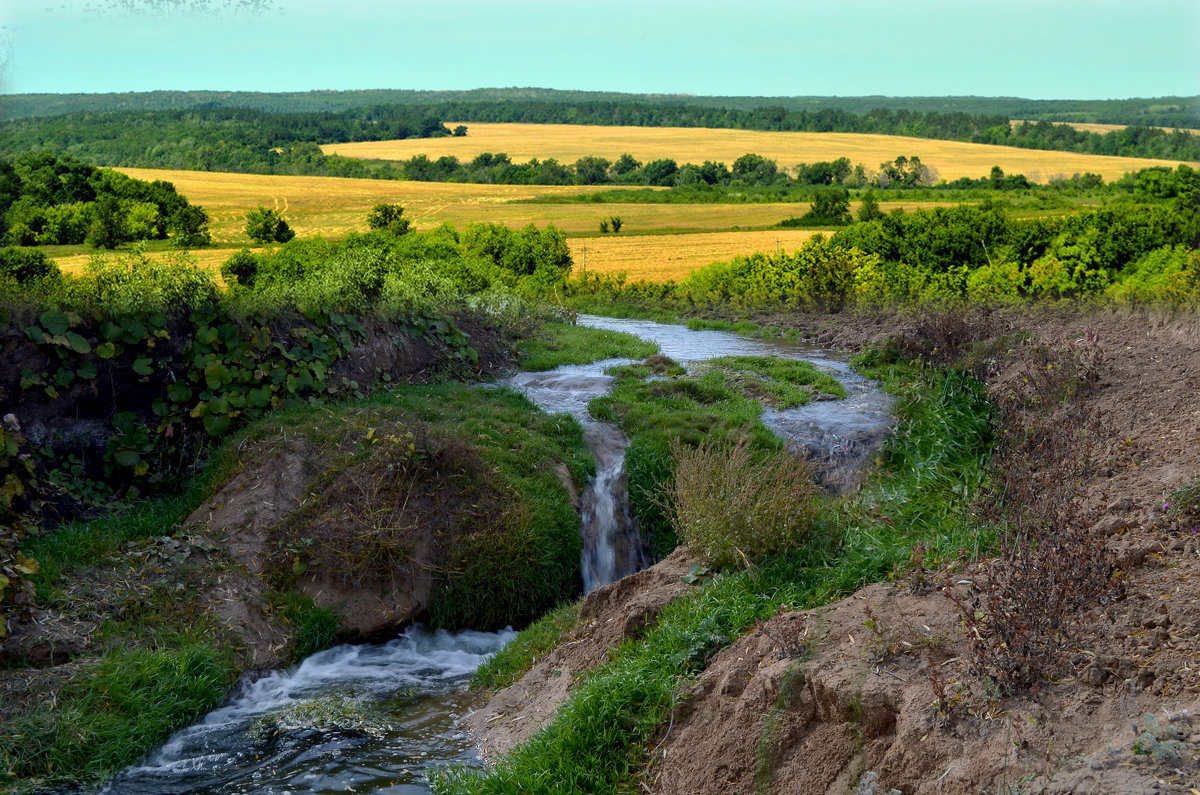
[504,367,647,593]
[579,423,648,592]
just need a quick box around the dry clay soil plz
[468,309,1200,794]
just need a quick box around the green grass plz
[472,601,581,691]
[442,360,995,795]
[516,321,659,371]
[2,641,233,787]
[276,592,341,662]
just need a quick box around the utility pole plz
[582,245,587,274]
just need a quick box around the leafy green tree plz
[641,159,678,187]
[366,203,412,236]
[452,125,468,137]
[609,153,642,180]
[599,219,610,234]
[609,216,623,233]
[244,206,295,244]
[731,153,780,186]
[857,189,884,222]
[169,205,212,247]
[574,156,612,185]
[86,194,128,249]
[805,187,852,225]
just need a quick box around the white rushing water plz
[97,315,892,793]
[98,627,515,795]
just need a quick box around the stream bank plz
[464,308,1200,794]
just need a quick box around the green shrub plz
[966,258,1028,305]
[244,206,295,244]
[65,248,219,316]
[220,248,259,288]
[666,435,819,568]
[1105,245,1199,307]
[0,246,60,283]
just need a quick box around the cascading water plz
[507,315,893,591]
[504,366,649,591]
[94,316,891,792]
[94,627,514,795]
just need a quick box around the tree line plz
[0,106,451,176]
[4,102,1197,182]
[5,88,1196,128]
[1,150,211,249]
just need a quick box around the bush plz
[1105,245,1199,307]
[66,249,219,316]
[0,246,60,283]
[220,248,259,288]
[244,206,295,244]
[667,435,819,568]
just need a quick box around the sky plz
[0,0,1197,99]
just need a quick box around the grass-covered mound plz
[253,384,593,631]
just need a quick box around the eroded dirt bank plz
[469,308,1200,794]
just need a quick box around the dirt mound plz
[474,308,1200,792]
[466,546,701,759]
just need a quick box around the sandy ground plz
[469,307,1200,794]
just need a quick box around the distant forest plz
[4,88,1198,128]
[0,107,452,175]
[2,92,1197,179]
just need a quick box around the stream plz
[508,315,893,591]
[94,315,890,794]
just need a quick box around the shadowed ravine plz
[92,316,890,794]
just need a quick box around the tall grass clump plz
[667,435,820,568]
[3,642,232,784]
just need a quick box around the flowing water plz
[95,628,514,795]
[508,315,893,591]
[96,316,890,793]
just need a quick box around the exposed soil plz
[470,308,1200,794]
[465,546,701,760]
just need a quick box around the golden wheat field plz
[53,166,963,283]
[1010,120,1200,135]
[117,167,933,243]
[322,123,1194,183]
[567,230,822,282]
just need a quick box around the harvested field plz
[322,123,1195,183]
[568,230,822,282]
[116,168,612,244]
[114,168,832,242]
[1011,119,1200,135]
[91,168,930,281]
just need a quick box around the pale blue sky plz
[1,0,1197,98]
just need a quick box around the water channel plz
[94,315,891,794]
